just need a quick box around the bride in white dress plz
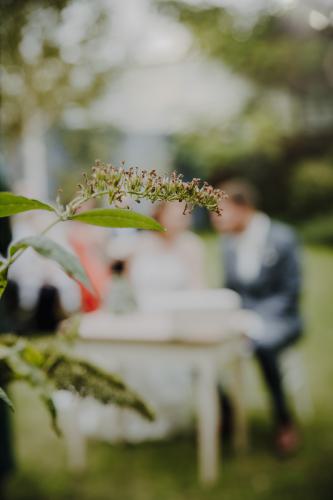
[130,202,205,295]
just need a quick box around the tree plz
[1,0,115,197]
[160,1,333,221]
[161,2,333,97]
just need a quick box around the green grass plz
[6,245,333,500]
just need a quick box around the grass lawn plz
[6,245,333,500]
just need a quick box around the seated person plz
[130,201,205,297]
[68,201,110,312]
[211,178,303,454]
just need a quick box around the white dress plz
[130,231,205,293]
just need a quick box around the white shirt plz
[234,212,271,282]
[230,212,271,341]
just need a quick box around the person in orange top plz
[68,202,110,312]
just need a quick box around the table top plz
[78,309,248,346]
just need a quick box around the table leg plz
[229,354,248,452]
[195,358,220,485]
[60,396,87,471]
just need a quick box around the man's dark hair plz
[220,178,259,208]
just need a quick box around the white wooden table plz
[59,309,249,485]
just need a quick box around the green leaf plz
[22,344,45,368]
[0,386,14,411]
[0,267,8,298]
[0,192,55,218]
[10,236,91,290]
[40,393,61,436]
[72,208,164,232]
[47,354,155,421]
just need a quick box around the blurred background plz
[1,0,333,499]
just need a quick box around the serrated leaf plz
[72,208,164,232]
[0,386,14,411]
[47,354,155,421]
[10,236,91,290]
[0,192,55,218]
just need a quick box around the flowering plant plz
[69,160,224,216]
[0,161,224,430]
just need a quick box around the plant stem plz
[68,190,111,213]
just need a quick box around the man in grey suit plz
[211,178,302,454]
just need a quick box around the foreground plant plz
[72,160,224,215]
[0,334,154,432]
[0,161,225,429]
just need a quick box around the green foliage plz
[0,267,9,298]
[73,208,164,231]
[174,128,333,222]
[9,235,92,291]
[163,1,333,226]
[47,354,154,421]
[0,385,14,410]
[300,213,333,246]
[163,2,333,97]
[0,0,112,137]
[290,161,333,218]
[0,192,54,218]
[0,335,154,431]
